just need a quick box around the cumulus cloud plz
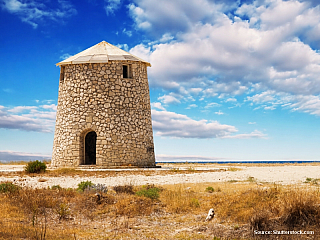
[151,102,166,110]
[129,0,237,36]
[152,109,267,139]
[0,104,56,132]
[128,0,320,115]
[0,150,51,161]
[246,90,320,115]
[0,0,77,28]
[158,94,181,104]
[151,109,237,138]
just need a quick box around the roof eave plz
[56,60,151,67]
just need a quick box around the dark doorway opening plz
[85,131,96,165]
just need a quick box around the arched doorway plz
[85,131,97,165]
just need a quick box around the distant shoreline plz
[1,160,320,165]
[157,160,320,164]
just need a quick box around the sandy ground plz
[0,164,319,189]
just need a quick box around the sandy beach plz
[1,164,319,189]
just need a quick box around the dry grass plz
[0,161,319,239]
[0,180,319,239]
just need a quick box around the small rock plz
[205,208,215,222]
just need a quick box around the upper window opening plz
[123,64,131,78]
[59,66,65,83]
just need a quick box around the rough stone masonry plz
[51,41,155,168]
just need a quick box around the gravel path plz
[0,165,319,188]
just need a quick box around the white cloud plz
[151,109,237,138]
[264,105,276,110]
[186,104,197,109]
[246,90,320,115]
[7,106,37,113]
[222,130,267,139]
[288,95,320,115]
[60,53,72,60]
[156,154,224,162]
[160,33,174,43]
[246,90,276,103]
[204,102,221,109]
[104,0,121,15]
[122,28,132,37]
[225,97,237,102]
[41,104,57,111]
[158,94,181,104]
[151,102,166,110]
[128,3,151,30]
[128,0,320,116]
[129,0,234,36]
[0,0,77,28]
[116,43,129,52]
[0,104,56,132]
[0,150,51,161]
[215,110,224,115]
[129,44,151,64]
[152,109,267,139]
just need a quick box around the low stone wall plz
[51,61,155,167]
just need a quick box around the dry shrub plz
[0,187,82,239]
[72,192,98,220]
[280,190,320,229]
[160,185,203,213]
[113,184,134,194]
[5,188,57,239]
[250,209,274,231]
[210,186,281,223]
[113,194,154,217]
[95,193,116,205]
[246,188,320,234]
[16,188,57,212]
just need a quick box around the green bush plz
[190,198,200,208]
[136,186,161,200]
[25,160,47,173]
[205,186,214,193]
[56,203,70,220]
[51,185,62,190]
[305,178,319,185]
[0,182,19,193]
[77,181,93,192]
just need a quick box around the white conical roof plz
[57,41,151,67]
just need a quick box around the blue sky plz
[1,0,320,162]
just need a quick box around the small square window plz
[59,66,65,83]
[123,64,131,78]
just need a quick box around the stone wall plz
[51,61,156,167]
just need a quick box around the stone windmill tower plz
[51,41,156,168]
